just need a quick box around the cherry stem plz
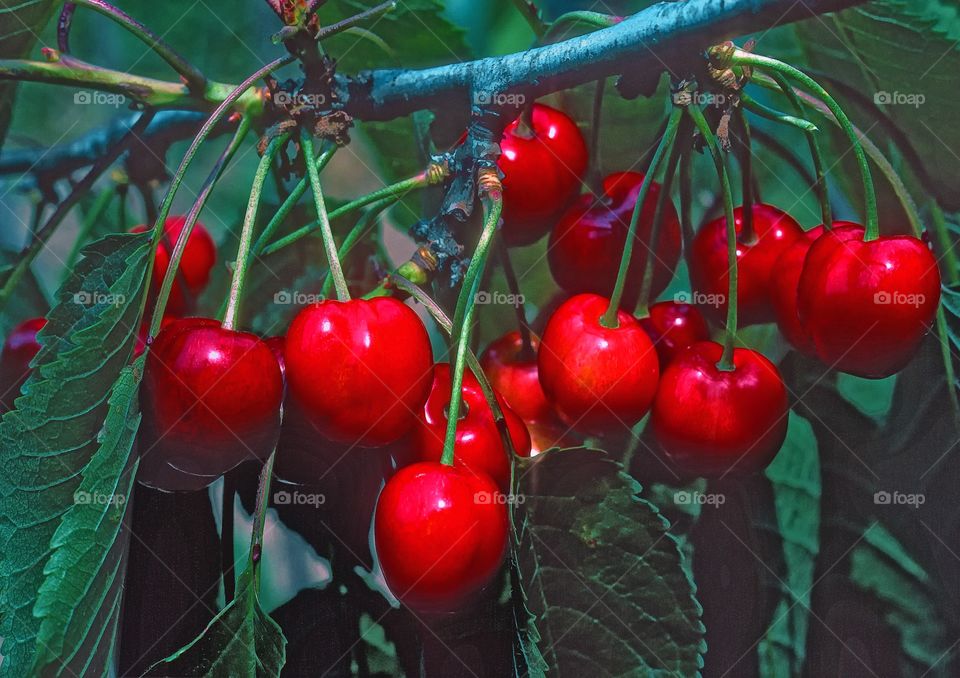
[320,197,396,298]
[767,71,832,228]
[261,165,446,256]
[600,106,683,328]
[389,273,519,459]
[496,239,534,360]
[253,145,337,257]
[63,186,115,279]
[687,104,738,371]
[732,110,755,244]
[733,50,878,241]
[931,204,960,285]
[223,132,289,330]
[221,470,236,603]
[542,11,621,42]
[635,116,685,318]
[588,78,605,191]
[511,0,547,39]
[249,449,277,588]
[301,128,350,302]
[739,92,819,132]
[678,144,694,253]
[442,193,504,466]
[70,0,206,91]
[147,54,293,336]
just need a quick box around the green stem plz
[63,187,115,277]
[931,204,959,285]
[511,0,548,38]
[739,92,819,132]
[935,306,960,430]
[301,129,350,302]
[678,144,694,251]
[588,78,605,189]
[314,0,397,41]
[223,133,288,330]
[733,110,755,243]
[543,11,620,42]
[768,71,832,227]
[441,195,504,466]
[320,197,395,298]
[261,168,441,256]
[733,50,878,240]
[71,0,206,90]
[249,450,277,588]
[688,105,738,371]
[252,145,336,257]
[600,106,683,328]
[148,115,253,335]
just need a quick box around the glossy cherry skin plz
[138,318,283,489]
[408,363,531,490]
[638,301,710,368]
[652,341,789,477]
[0,317,46,412]
[131,216,216,316]
[548,172,681,306]
[499,103,588,246]
[285,297,434,447]
[374,462,508,612]
[796,225,941,378]
[538,293,659,436]
[479,331,553,424]
[688,204,804,326]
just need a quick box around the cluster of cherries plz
[0,103,941,614]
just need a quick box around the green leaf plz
[514,448,706,676]
[0,0,58,149]
[31,358,144,677]
[509,556,548,678]
[758,413,821,678]
[0,231,151,675]
[145,566,286,678]
[850,524,952,676]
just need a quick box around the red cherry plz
[0,317,46,412]
[285,297,434,446]
[374,461,508,611]
[408,363,530,490]
[548,171,681,306]
[479,331,553,423]
[638,301,710,367]
[139,318,283,488]
[499,103,588,246]
[651,341,789,477]
[688,204,803,326]
[769,222,860,353]
[796,224,941,378]
[131,217,217,316]
[538,293,659,436]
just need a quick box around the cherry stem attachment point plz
[600,105,683,328]
[687,104,738,371]
[301,128,350,302]
[223,132,288,330]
